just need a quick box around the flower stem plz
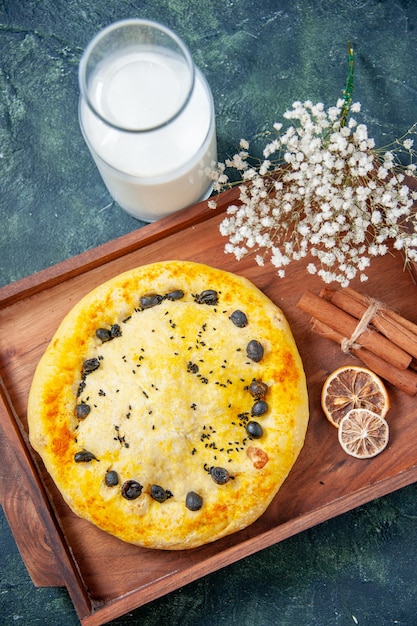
[340,41,355,128]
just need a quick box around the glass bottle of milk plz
[79,19,217,222]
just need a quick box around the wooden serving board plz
[1,188,417,625]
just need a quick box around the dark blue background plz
[1,1,417,624]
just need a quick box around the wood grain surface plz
[1,190,417,625]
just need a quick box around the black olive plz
[140,294,163,309]
[151,484,169,502]
[185,491,203,511]
[75,403,91,419]
[246,340,264,362]
[96,328,111,342]
[121,480,143,500]
[251,400,268,417]
[195,289,218,305]
[105,470,119,487]
[110,324,122,338]
[246,421,263,439]
[82,357,100,373]
[74,450,98,463]
[248,379,268,399]
[165,289,184,301]
[229,310,248,327]
[210,467,230,485]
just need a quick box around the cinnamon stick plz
[311,319,417,396]
[297,291,412,370]
[321,287,417,360]
[344,287,417,339]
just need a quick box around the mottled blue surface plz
[1,1,417,624]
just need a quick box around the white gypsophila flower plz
[259,160,271,175]
[210,97,417,286]
[226,153,248,170]
[371,210,382,224]
[383,151,394,167]
[219,218,233,236]
[328,106,341,122]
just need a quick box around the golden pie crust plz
[28,261,309,550]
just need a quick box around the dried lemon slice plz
[338,409,389,459]
[321,365,390,428]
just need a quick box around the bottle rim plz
[78,18,195,133]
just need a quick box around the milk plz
[79,48,217,221]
